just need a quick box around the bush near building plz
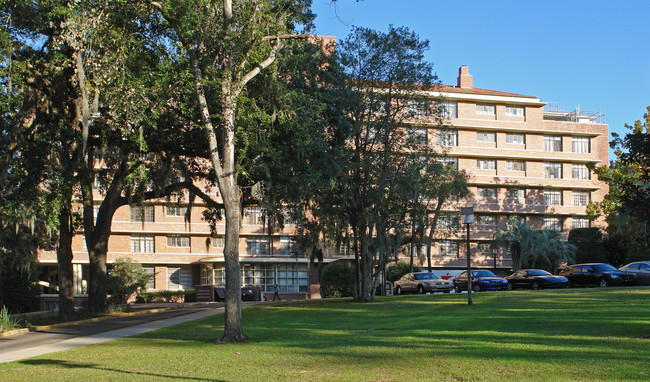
[135,289,196,303]
[106,258,153,304]
[386,262,421,283]
[320,261,355,298]
[568,228,609,264]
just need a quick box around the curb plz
[0,307,171,338]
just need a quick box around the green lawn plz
[2,288,649,381]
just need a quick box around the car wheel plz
[472,284,481,293]
[532,281,539,290]
[454,285,460,293]
[395,286,402,295]
[443,290,450,294]
[417,285,424,294]
[598,278,608,288]
[506,283,512,291]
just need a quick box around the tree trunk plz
[57,189,75,317]
[87,231,109,311]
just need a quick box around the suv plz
[394,272,453,295]
[559,263,636,287]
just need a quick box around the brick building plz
[35,65,608,306]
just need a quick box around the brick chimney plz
[457,65,473,89]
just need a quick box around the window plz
[130,205,154,222]
[506,106,524,117]
[279,237,296,255]
[478,243,493,253]
[438,212,459,230]
[476,131,496,143]
[438,240,459,258]
[167,266,192,290]
[572,137,590,153]
[477,159,496,170]
[167,235,190,248]
[544,189,562,206]
[437,156,458,170]
[543,135,562,152]
[281,208,299,225]
[247,236,269,255]
[166,205,188,217]
[212,236,225,249]
[437,129,457,146]
[130,234,154,253]
[506,160,525,172]
[142,266,155,291]
[506,133,525,145]
[407,128,428,145]
[476,215,496,226]
[404,99,426,116]
[572,190,589,207]
[477,187,497,199]
[544,162,562,179]
[572,218,590,229]
[93,204,99,223]
[506,188,525,200]
[439,101,457,118]
[543,217,562,232]
[476,104,495,115]
[572,164,590,180]
[245,207,266,225]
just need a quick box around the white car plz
[394,272,453,295]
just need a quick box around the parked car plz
[505,269,569,290]
[559,263,636,287]
[619,261,650,285]
[453,270,510,293]
[394,272,453,295]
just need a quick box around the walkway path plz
[0,302,262,364]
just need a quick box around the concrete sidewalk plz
[0,304,230,364]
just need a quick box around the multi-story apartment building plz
[400,65,608,270]
[35,65,608,306]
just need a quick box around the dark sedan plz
[619,261,650,285]
[453,270,510,293]
[559,263,636,287]
[505,269,569,290]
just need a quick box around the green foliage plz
[386,262,421,282]
[107,258,152,304]
[320,261,355,298]
[602,213,650,267]
[0,254,40,313]
[0,305,20,332]
[493,216,576,272]
[568,227,609,264]
[135,289,196,304]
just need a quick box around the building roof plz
[436,84,534,98]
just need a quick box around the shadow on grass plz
[19,359,225,381]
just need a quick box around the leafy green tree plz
[320,261,354,298]
[568,227,608,264]
[493,216,575,272]
[386,262,420,283]
[602,213,650,267]
[107,257,152,304]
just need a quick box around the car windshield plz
[472,271,496,277]
[414,273,439,280]
[592,264,617,272]
[527,270,551,276]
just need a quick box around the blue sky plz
[310,0,650,160]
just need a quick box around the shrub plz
[320,261,354,298]
[0,305,20,332]
[386,262,421,283]
[568,228,608,264]
[107,258,153,304]
[135,289,196,303]
[0,256,40,313]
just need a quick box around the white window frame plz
[437,129,457,146]
[438,240,459,258]
[476,104,495,115]
[506,133,525,145]
[130,205,154,222]
[506,160,525,172]
[544,162,562,179]
[439,101,457,118]
[506,188,525,200]
[477,187,497,199]
[407,128,428,145]
[167,266,192,290]
[505,106,524,117]
[572,191,590,207]
[166,205,188,217]
[476,215,496,226]
[279,237,296,255]
[476,131,496,143]
[247,236,269,255]
[167,235,190,248]
[477,159,496,170]
[572,217,590,229]
[572,164,590,180]
[543,217,562,232]
[245,207,267,225]
[572,137,590,153]
[543,135,563,152]
[131,234,155,253]
[544,190,562,206]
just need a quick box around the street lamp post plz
[461,207,474,305]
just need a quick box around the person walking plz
[273,283,281,301]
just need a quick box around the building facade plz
[35,65,608,306]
